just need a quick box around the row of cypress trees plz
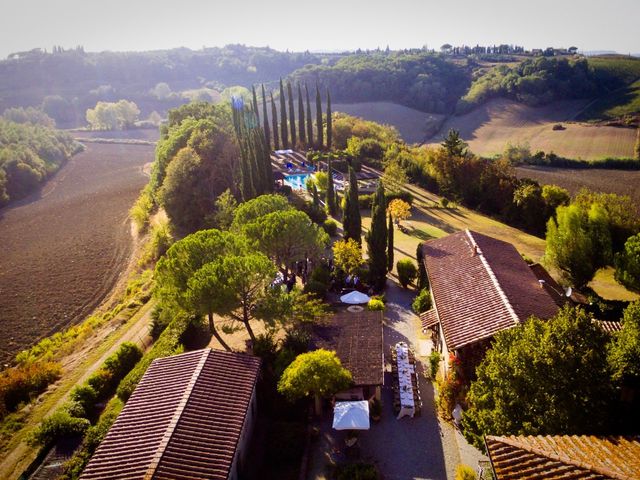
[231,97,273,201]
[252,80,332,152]
[342,166,394,291]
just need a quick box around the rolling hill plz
[425,98,638,159]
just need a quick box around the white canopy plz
[340,291,371,305]
[332,401,370,430]
[274,149,294,154]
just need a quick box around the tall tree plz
[367,181,388,290]
[287,81,296,147]
[305,83,313,147]
[326,89,332,150]
[192,253,276,343]
[241,209,329,275]
[387,213,394,272]
[545,203,611,288]
[251,85,259,124]
[441,129,468,157]
[343,166,362,244]
[261,84,271,151]
[463,306,615,449]
[315,84,323,149]
[270,92,280,150]
[615,234,640,292]
[608,301,640,388]
[297,83,306,146]
[325,156,336,216]
[155,229,250,351]
[278,349,352,414]
[279,79,288,148]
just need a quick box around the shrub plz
[441,197,449,208]
[253,332,278,366]
[428,351,441,379]
[367,298,385,311]
[385,190,414,206]
[455,464,477,480]
[412,288,432,314]
[396,259,418,288]
[117,314,189,401]
[129,187,153,231]
[303,280,328,300]
[88,342,142,400]
[69,385,98,416]
[358,194,374,209]
[336,462,380,480]
[63,397,124,478]
[323,219,338,236]
[0,361,62,416]
[310,265,331,285]
[30,411,90,446]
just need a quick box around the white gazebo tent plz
[332,401,370,430]
[340,291,371,305]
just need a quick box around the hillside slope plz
[428,98,638,159]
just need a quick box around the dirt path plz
[0,299,155,480]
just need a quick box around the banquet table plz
[396,342,415,419]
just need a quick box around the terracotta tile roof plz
[421,230,559,350]
[420,309,439,331]
[486,435,640,480]
[81,348,261,480]
[313,310,384,386]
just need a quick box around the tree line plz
[0,119,80,207]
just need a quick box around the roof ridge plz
[492,435,635,480]
[145,348,211,479]
[465,229,520,326]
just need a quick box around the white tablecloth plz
[396,342,415,419]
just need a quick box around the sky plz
[1,0,639,58]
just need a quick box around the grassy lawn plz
[361,182,638,301]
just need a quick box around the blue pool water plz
[284,173,312,190]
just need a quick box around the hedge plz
[117,314,189,401]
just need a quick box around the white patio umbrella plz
[332,401,370,430]
[340,290,371,305]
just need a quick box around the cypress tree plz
[287,81,296,147]
[252,85,260,124]
[279,79,288,148]
[343,166,361,244]
[297,84,306,146]
[315,84,323,149]
[367,181,388,291]
[326,156,336,216]
[261,84,271,151]
[326,89,332,150]
[305,83,313,147]
[270,92,279,150]
[387,213,394,272]
[312,183,319,207]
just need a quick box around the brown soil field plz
[515,166,640,209]
[0,142,153,363]
[428,98,638,160]
[72,128,160,142]
[333,102,445,144]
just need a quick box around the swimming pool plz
[284,173,312,190]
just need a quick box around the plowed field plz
[0,142,153,363]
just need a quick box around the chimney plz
[472,245,479,256]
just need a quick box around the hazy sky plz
[1,0,638,58]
